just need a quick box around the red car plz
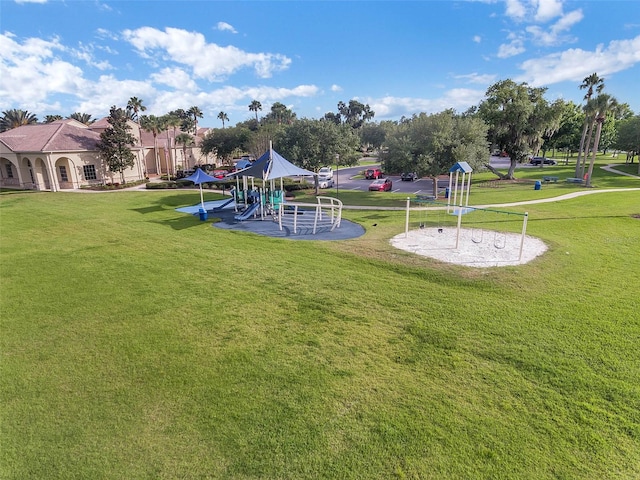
[365,168,383,179]
[368,178,393,192]
[212,169,229,179]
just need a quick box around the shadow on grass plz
[150,214,216,231]
[131,191,228,215]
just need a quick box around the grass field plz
[1,169,639,478]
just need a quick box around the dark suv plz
[401,172,418,181]
[365,168,382,179]
[529,157,557,166]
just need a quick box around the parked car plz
[365,168,383,179]
[401,172,418,181]
[529,156,557,166]
[318,166,333,179]
[213,169,229,178]
[176,169,195,179]
[318,176,334,189]
[368,178,393,192]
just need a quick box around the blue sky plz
[1,0,639,128]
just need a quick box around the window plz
[59,165,68,182]
[83,165,97,180]
[6,164,13,178]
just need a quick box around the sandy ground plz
[390,227,548,268]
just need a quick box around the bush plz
[146,181,178,189]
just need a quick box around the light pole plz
[335,153,339,198]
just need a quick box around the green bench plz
[543,176,559,183]
[566,177,584,184]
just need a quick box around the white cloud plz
[15,0,47,3]
[216,22,237,34]
[534,0,563,22]
[331,84,342,92]
[517,35,640,86]
[150,67,198,91]
[74,75,156,117]
[72,42,114,70]
[527,8,583,46]
[453,72,497,84]
[95,28,120,42]
[505,0,527,20]
[0,32,87,109]
[497,39,525,58]
[122,26,291,80]
[473,35,482,43]
[368,88,485,119]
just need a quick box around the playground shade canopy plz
[450,161,473,174]
[182,168,218,209]
[183,168,217,184]
[230,149,316,180]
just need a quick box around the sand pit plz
[390,227,547,268]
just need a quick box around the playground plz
[176,147,365,241]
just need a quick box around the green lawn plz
[1,179,639,479]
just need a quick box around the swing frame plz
[404,197,530,261]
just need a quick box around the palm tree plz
[217,111,229,128]
[68,112,95,125]
[175,133,195,169]
[575,73,604,178]
[164,113,182,176]
[0,109,38,132]
[249,100,262,122]
[585,94,618,187]
[187,106,203,136]
[140,115,166,176]
[126,97,147,123]
[45,115,63,123]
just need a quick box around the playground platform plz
[210,207,365,241]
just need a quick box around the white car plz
[318,166,333,179]
[318,175,334,189]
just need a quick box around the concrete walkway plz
[601,164,640,178]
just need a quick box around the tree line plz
[2,74,639,186]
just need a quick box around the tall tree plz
[188,106,203,136]
[140,114,166,176]
[337,100,375,129]
[44,115,63,123]
[0,109,38,132]
[478,80,553,179]
[175,133,195,169]
[614,115,640,166]
[585,94,618,186]
[200,127,250,163]
[217,111,229,128]
[164,113,182,176]
[126,97,146,123]
[546,101,583,163]
[68,112,95,125]
[276,118,360,193]
[360,123,387,152]
[575,73,605,177]
[97,106,137,184]
[381,110,488,197]
[249,100,262,121]
[264,102,296,125]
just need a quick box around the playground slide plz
[213,196,235,211]
[234,202,260,221]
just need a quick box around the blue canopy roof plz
[183,167,217,184]
[449,161,473,173]
[230,149,316,180]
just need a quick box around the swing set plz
[405,198,529,259]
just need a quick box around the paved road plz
[334,165,449,195]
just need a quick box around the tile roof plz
[0,120,101,152]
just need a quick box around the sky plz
[1,0,639,128]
